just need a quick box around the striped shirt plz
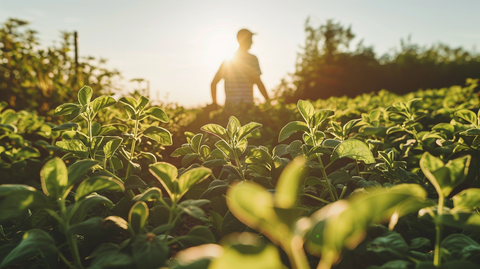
[219,51,261,104]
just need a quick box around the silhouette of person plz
[210,29,270,109]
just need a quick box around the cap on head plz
[237,29,255,42]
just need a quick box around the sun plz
[200,25,238,68]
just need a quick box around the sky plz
[1,0,479,107]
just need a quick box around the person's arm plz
[253,75,270,103]
[211,63,224,106]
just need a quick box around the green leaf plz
[175,226,216,246]
[201,124,228,141]
[171,144,193,157]
[55,139,89,158]
[78,85,93,106]
[75,176,124,201]
[419,153,471,197]
[136,96,149,110]
[124,104,136,120]
[182,153,200,167]
[441,234,480,262]
[200,145,211,159]
[131,234,168,268]
[40,157,69,199]
[133,187,163,201]
[236,122,262,142]
[68,194,113,224]
[150,162,178,199]
[143,126,173,145]
[119,96,137,108]
[453,188,480,210]
[177,167,211,199]
[278,121,309,142]
[0,229,57,269]
[146,107,169,123]
[67,217,103,236]
[103,137,122,159]
[215,140,234,159]
[15,147,40,159]
[54,103,81,116]
[368,232,408,259]
[275,157,306,209]
[245,148,273,165]
[67,159,99,185]
[227,116,241,140]
[91,96,116,115]
[297,100,315,124]
[129,201,149,235]
[51,122,79,131]
[311,109,334,129]
[191,133,203,153]
[455,109,477,125]
[124,175,148,190]
[0,186,50,221]
[331,139,375,164]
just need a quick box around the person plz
[210,29,270,110]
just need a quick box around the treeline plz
[0,19,120,114]
[276,19,480,102]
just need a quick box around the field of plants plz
[1,79,480,269]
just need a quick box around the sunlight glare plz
[200,25,238,68]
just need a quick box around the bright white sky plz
[1,0,479,107]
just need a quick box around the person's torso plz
[223,52,260,104]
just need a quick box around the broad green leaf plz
[119,96,137,109]
[54,103,81,116]
[227,181,286,245]
[215,140,234,159]
[78,85,93,106]
[67,217,103,236]
[124,175,148,190]
[146,107,169,123]
[235,138,248,156]
[131,234,168,268]
[150,162,178,198]
[200,145,211,159]
[209,233,286,269]
[227,116,241,140]
[15,147,40,159]
[311,109,334,129]
[90,136,104,158]
[123,104,136,120]
[191,133,203,153]
[0,186,50,221]
[175,226,216,246]
[56,139,89,158]
[201,124,228,140]
[275,157,306,208]
[419,153,471,197]
[129,201,149,234]
[297,100,315,124]
[245,148,273,165]
[103,137,122,159]
[67,159,99,185]
[303,131,325,146]
[455,109,477,125]
[182,153,200,167]
[51,122,79,131]
[91,96,116,114]
[170,144,193,157]
[75,176,124,201]
[177,167,211,199]
[368,232,408,259]
[278,121,309,142]
[343,119,362,135]
[68,194,114,224]
[441,234,480,262]
[0,109,17,125]
[236,122,262,142]
[453,188,480,210]
[136,96,149,110]
[40,157,69,199]
[133,187,163,201]
[143,126,173,145]
[331,139,375,164]
[306,184,427,268]
[0,229,57,269]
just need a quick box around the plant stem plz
[58,252,76,269]
[288,238,310,269]
[354,160,360,176]
[58,199,84,269]
[434,195,444,267]
[126,117,140,178]
[301,193,331,204]
[317,154,337,201]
